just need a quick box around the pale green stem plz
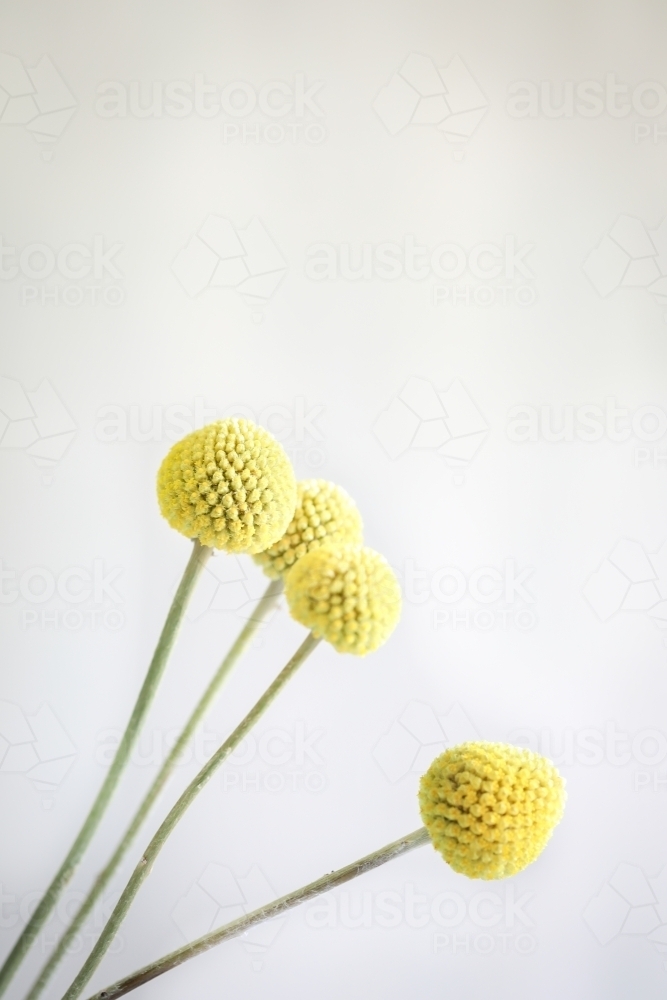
[84,828,431,1000]
[62,632,321,1000]
[24,577,284,1000]
[0,541,211,998]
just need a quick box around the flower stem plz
[85,828,430,1000]
[0,540,211,999]
[62,631,321,1000]
[24,577,283,1000]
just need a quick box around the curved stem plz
[62,631,321,1000]
[24,577,283,1000]
[0,540,210,998]
[85,828,430,1000]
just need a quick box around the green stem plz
[24,577,284,1000]
[85,828,430,1000]
[0,540,210,999]
[62,631,321,1000]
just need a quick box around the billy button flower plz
[62,542,401,1000]
[7,419,298,1000]
[419,742,566,880]
[285,542,401,655]
[157,418,297,552]
[26,481,361,1000]
[85,746,565,998]
[34,479,358,1000]
[254,479,363,578]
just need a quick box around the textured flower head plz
[157,419,297,553]
[419,742,565,880]
[253,480,363,579]
[284,542,401,655]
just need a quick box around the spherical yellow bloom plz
[284,543,401,655]
[157,419,297,553]
[419,742,565,880]
[253,480,363,579]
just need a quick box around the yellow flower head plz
[419,742,565,880]
[253,479,363,579]
[284,542,401,655]
[157,419,297,553]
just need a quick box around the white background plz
[1,2,667,998]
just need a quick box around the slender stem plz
[85,828,430,1000]
[62,631,321,1000]
[0,541,210,999]
[24,578,284,1000]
